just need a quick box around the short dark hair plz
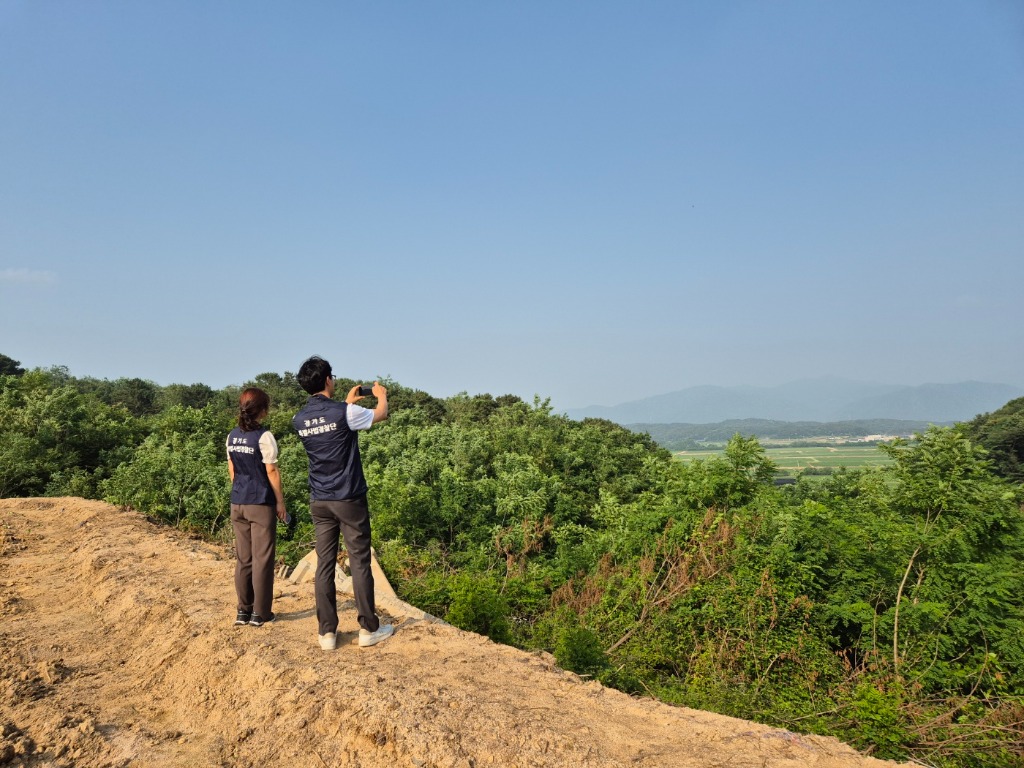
[297,356,332,394]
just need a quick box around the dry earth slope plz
[0,498,911,768]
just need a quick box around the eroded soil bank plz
[0,498,909,768]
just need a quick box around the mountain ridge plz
[565,378,1024,425]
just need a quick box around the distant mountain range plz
[564,378,1024,425]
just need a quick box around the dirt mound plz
[0,498,908,768]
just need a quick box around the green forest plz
[2,352,1023,766]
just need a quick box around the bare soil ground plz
[0,498,910,768]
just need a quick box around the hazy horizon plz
[4,353,1021,413]
[571,375,1024,410]
[3,2,1022,412]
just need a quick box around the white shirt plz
[346,403,375,431]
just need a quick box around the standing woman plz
[227,387,287,627]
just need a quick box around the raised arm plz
[346,381,389,424]
[369,381,389,423]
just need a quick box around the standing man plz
[293,355,394,651]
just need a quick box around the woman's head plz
[238,387,270,431]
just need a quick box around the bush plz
[846,683,911,760]
[445,573,511,644]
[102,406,231,534]
[554,624,608,677]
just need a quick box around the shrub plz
[445,573,511,644]
[554,624,608,677]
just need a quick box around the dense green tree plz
[383,382,448,424]
[0,353,25,376]
[102,405,232,533]
[787,430,1024,761]
[161,382,217,410]
[962,397,1024,483]
[244,371,308,412]
[670,433,776,510]
[444,392,521,424]
[0,369,139,497]
[76,376,162,417]
[108,377,162,416]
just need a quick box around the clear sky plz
[2,1,1022,410]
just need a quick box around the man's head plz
[298,356,333,395]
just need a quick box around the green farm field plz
[674,444,893,474]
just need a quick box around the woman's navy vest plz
[227,426,275,505]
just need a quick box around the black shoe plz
[249,612,276,627]
[234,611,251,626]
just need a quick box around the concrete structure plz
[288,548,443,623]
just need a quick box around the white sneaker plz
[358,623,394,648]
[318,632,337,650]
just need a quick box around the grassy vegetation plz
[675,444,893,475]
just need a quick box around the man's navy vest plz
[227,427,275,505]
[293,395,367,501]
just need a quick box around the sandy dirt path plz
[0,498,909,768]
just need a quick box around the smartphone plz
[357,385,374,397]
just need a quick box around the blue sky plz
[2,1,1022,410]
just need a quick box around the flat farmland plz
[674,444,893,474]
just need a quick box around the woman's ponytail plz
[238,387,270,431]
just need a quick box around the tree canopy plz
[0,353,25,377]
[962,397,1024,484]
